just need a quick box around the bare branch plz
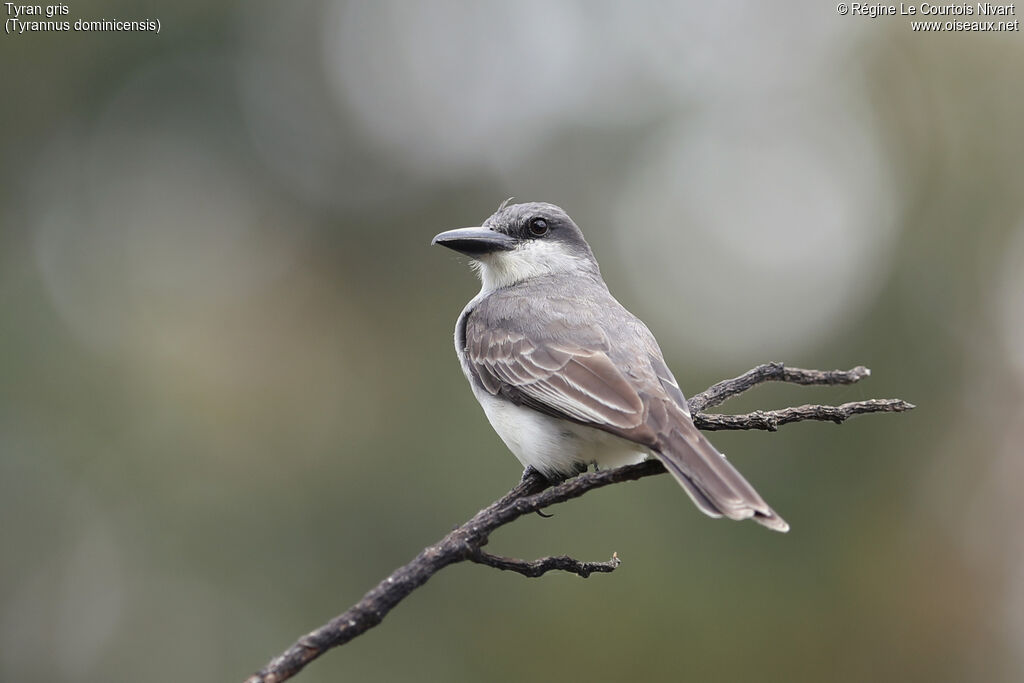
[469,549,621,578]
[244,364,913,683]
[688,363,872,413]
[242,470,549,683]
[695,398,915,432]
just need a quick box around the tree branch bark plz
[469,549,621,577]
[244,364,914,683]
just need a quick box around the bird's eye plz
[528,218,548,236]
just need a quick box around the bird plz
[431,201,788,532]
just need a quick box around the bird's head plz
[432,201,599,291]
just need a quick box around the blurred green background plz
[2,2,1023,682]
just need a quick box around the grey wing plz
[646,348,691,415]
[466,325,652,436]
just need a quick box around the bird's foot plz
[519,466,564,518]
[519,466,543,485]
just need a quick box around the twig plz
[688,362,872,413]
[469,549,621,577]
[244,364,912,683]
[695,399,914,432]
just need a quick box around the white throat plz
[474,240,594,292]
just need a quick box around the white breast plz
[472,385,650,478]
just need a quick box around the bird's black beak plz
[431,227,517,257]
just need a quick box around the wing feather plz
[467,328,645,431]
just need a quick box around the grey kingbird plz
[432,201,788,532]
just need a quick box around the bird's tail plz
[653,418,789,533]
